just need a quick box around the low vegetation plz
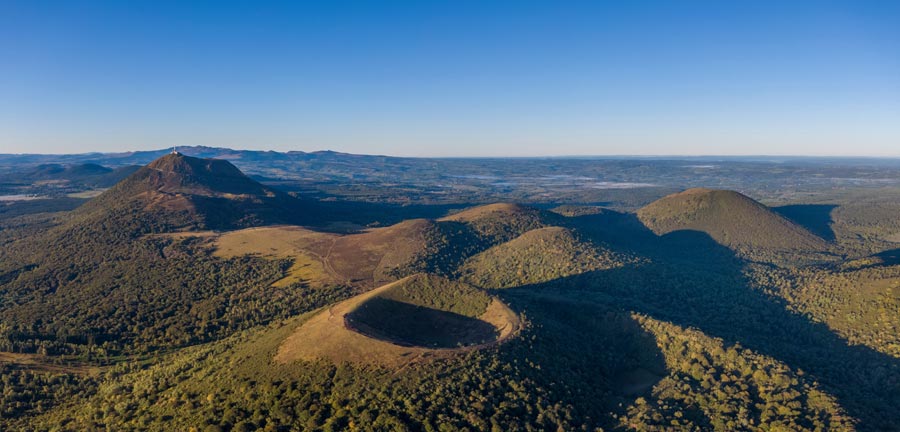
[346,274,496,348]
[460,226,628,289]
[5,154,900,430]
[623,315,852,431]
[638,188,832,263]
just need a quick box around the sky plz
[1,1,898,157]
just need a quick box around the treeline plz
[624,315,852,431]
[0,202,356,358]
[0,364,98,421]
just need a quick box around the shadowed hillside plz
[6,165,900,430]
[440,203,556,244]
[273,274,519,367]
[638,188,831,262]
[774,204,839,242]
[18,228,865,431]
[0,155,337,361]
[345,274,498,348]
[76,153,308,230]
[210,203,567,290]
[0,163,139,188]
[497,226,900,430]
[460,226,629,289]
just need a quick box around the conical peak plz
[146,153,246,179]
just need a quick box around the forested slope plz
[4,164,900,431]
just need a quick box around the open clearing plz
[213,225,338,287]
[164,221,442,289]
[0,352,102,376]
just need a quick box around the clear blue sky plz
[1,1,898,156]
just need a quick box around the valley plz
[6,0,899,429]
[2,150,900,430]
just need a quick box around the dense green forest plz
[3,154,900,431]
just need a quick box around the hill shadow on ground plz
[774,204,838,242]
[346,297,499,348]
[497,222,900,430]
[490,291,669,429]
[872,248,900,267]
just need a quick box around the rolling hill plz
[637,188,830,260]
[5,156,900,431]
[210,203,565,291]
[275,274,519,366]
[439,203,554,244]
[75,152,308,230]
[0,163,139,188]
[211,218,452,289]
[459,226,630,289]
[0,154,326,360]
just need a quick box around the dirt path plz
[320,237,346,283]
[0,352,103,376]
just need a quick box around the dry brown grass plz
[150,230,218,240]
[274,277,520,368]
[327,219,436,286]
[439,203,529,222]
[214,225,337,287]
[157,220,436,290]
[212,220,438,289]
[0,352,102,376]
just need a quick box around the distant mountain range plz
[0,163,138,188]
[5,146,900,166]
[6,147,900,213]
[4,152,900,430]
[0,146,398,168]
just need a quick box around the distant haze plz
[1,1,898,157]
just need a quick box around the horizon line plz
[4,145,900,160]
